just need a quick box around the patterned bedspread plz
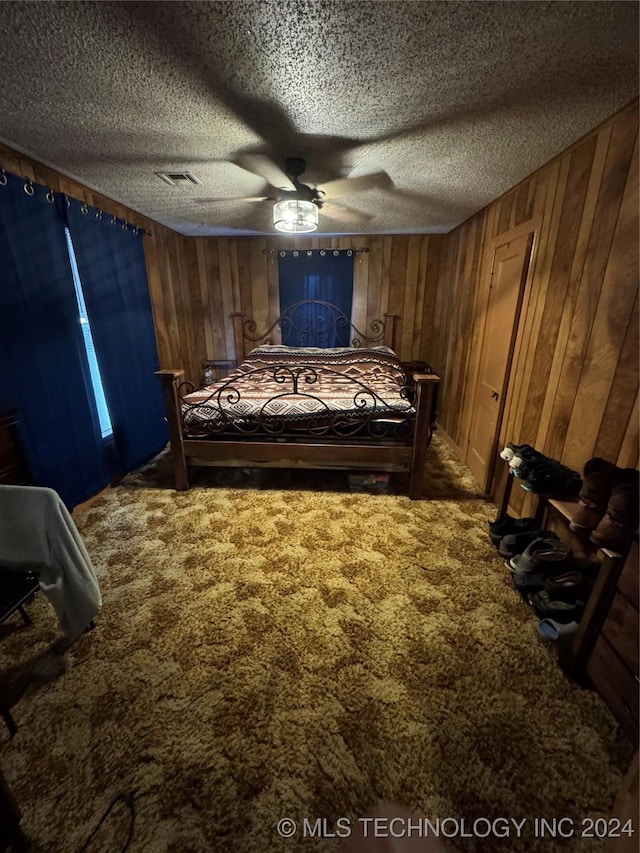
[181,345,415,438]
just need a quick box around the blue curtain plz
[0,173,110,507]
[278,252,354,347]
[65,200,167,475]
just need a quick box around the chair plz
[0,566,40,737]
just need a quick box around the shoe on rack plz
[568,457,617,532]
[528,590,586,623]
[523,459,582,497]
[537,619,580,640]
[544,570,594,602]
[498,529,559,559]
[488,514,538,545]
[509,537,572,573]
[590,468,639,554]
[509,447,545,471]
[499,443,535,463]
[513,564,568,592]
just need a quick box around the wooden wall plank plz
[412,237,429,361]
[217,242,237,362]
[388,237,409,357]
[534,123,613,452]
[545,109,637,463]
[401,235,421,358]
[520,137,597,446]
[617,392,639,469]
[355,244,371,341]
[564,130,639,469]
[595,292,639,463]
[367,237,383,336]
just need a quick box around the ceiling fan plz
[200,154,393,231]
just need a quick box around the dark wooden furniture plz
[498,469,639,745]
[157,302,440,500]
[0,410,38,737]
[0,763,30,852]
[0,410,30,486]
[579,538,638,744]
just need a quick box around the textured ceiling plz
[0,1,637,237]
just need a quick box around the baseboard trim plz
[434,422,463,457]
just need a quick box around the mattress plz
[181,345,415,439]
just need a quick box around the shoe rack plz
[498,464,639,745]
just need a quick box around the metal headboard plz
[230,300,397,362]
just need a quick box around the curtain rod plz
[0,167,152,236]
[262,247,369,256]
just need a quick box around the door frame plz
[465,219,540,494]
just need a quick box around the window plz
[64,227,113,438]
[278,251,355,347]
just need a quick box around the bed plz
[156,300,439,499]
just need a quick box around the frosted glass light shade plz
[273,199,318,233]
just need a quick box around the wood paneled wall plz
[431,101,639,511]
[149,233,445,387]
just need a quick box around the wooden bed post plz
[408,373,440,500]
[383,314,398,351]
[155,369,189,491]
[230,313,245,363]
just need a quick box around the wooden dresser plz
[0,409,31,485]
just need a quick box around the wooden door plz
[466,233,532,490]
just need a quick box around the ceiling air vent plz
[155,171,202,186]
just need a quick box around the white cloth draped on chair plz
[0,485,101,637]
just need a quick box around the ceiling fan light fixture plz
[273,199,318,233]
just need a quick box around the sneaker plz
[497,529,560,559]
[488,514,538,545]
[513,564,570,592]
[499,443,534,463]
[528,590,586,623]
[544,570,594,602]
[509,537,572,573]
[509,447,545,470]
[524,461,582,497]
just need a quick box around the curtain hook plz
[45,189,55,203]
[23,179,34,196]
[0,169,7,186]
[110,216,117,226]
[80,202,88,214]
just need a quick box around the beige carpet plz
[0,436,632,852]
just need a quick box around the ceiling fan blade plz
[232,153,295,190]
[195,195,271,205]
[321,202,372,225]
[319,171,393,199]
